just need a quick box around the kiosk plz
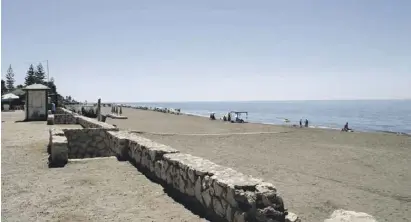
[23,84,50,121]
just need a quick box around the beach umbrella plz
[2,93,19,101]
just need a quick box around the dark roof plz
[23,84,50,90]
[10,88,25,96]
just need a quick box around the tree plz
[16,84,24,89]
[46,77,57,94]
[5,65,15,91]
[34,63,46,84]
[1,79,7,95]
[24,64,36,86]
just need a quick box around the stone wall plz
[48,129,68,168]
[56,107,67,114]
[55,107,117,129]
[63,128,115,159]
[107,130,134,161]
[106,130,293,222]
[49,108,118,160]
[77,115,116,129]
[54,108,78,124]
[48,128,65,154]
[54,114,78,124]
[48,107,299,221]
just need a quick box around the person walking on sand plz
[305,119,309,127]
[299,119,302,128]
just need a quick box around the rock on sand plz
[324,209,377,222]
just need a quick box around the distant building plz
[23,84,50,121]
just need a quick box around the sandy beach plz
[1,111,206,222]
[103,107,411,222]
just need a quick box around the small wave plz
[182,112,210,118]
[309,125,341,130]
[376,130,411,136]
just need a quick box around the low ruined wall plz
[54,114,78,124]
[55,107,67,114]
[54,108,78,124]
[49,107,298,221]
[108,130,291,222]
[48,128,68,167]
[55,107,117,129]
[49,108,118,159]
[63,128,115,159]
[77,115,116,129]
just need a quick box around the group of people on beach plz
[210,111,354,132]
[299,118,353,132]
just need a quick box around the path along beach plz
[102,106,411,222]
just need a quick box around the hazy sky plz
[2,0,410,102]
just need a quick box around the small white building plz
[23,84,50,121]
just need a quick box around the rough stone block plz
[162,153,287,222]
[77,115,117,129]
[52,108,79,124]
[285,212,301,222]
[324,210,376,222]
[107,131,132,160]
[63,128,114,159]
[47,114,54,125]
[127,135,179,170]
[50,135,68,167]
[49,128,65,153]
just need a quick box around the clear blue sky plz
[2,0,410,102]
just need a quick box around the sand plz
[103,107,411,222]
[1,111,206,222]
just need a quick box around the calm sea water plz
[125,100,411,134]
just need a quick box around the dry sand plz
[103,107,411,222]
[1,111,206,222]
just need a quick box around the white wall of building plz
[27,91,46,119]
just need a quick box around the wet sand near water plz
[103,107,411,222]
[1,111,206,222]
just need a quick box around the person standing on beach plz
[305,119,309,127]
[299,119,302,128]
[51,102,56,114]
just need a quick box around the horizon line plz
[108,98,411,104]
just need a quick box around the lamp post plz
[46,60,50,82]
[40,60,50,82]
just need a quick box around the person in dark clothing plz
[305,119,308,127]
[342,122,351,132]
[51,102,56,114]
[299,119,302,128]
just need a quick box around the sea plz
[124,100,411,135]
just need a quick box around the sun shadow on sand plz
[124,157,225,222]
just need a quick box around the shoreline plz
[182,111,411,137]
[119,105,411,137]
